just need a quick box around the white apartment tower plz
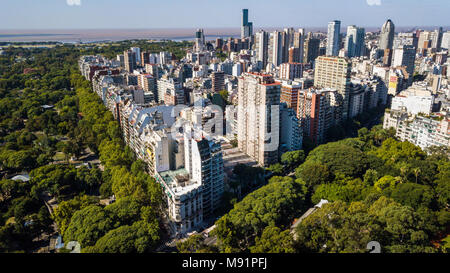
[326,20,341,56]
[237,73,281,167]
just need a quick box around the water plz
[0,28,241,43]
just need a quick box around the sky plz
[0,0,449,29]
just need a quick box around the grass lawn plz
[53,152,66,161]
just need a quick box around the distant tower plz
[379,19,395,50]
[124,50,136,73]
[241,9,253,39]
[304,33,320,64]
[345,25,365,57]
[326,20,341,56]
[194,29,205,52]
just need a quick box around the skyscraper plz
[194,29,205,52]
[237,73,281,166]
[442,31,450,50]
[130,47,141,66]
[345,25,365,57]
[314,56,351,120]
[304,33,320,64]
[293,29,305,63]
[282,28,294,63]
[241,9,253,39]
[256,30,269,68]
[392,45,416,80]
[379,19,395,50]
[124,50,136,73]
[430,27,443,50]
[271,31,283,66]
[326,20,341,56]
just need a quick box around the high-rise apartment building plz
[394,33,418,49]
[124,50,137,73]
[216,38,224,50]
[211,71,225,93]
[418,31,431,51]
[345,25,365,57]
[280,79,313,115]
[271,31,284,67]
[280,62,304,80]
[157,77,184,105]
[314,56,351,120]
[138,74,157,102]
[304,33,320,64]
[183,126,224,219]
[141,51,150,66]
[441,31,450,50]
[256,30,269,69]
[280,104,303,152]
[237,73,281,166]
[326,20,341,56]
[282,28,294,63]
[297,88,343,144]
[392,45,416,79]
[293,29,305,63]
[288,47,301,63]
[160,51,172,65]
[130,47,141,66]
[430,27,443,50]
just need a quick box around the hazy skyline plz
[1,0,449,30]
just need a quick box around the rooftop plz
[158,168,201,197]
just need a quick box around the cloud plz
[67,0,81,6]
[366,0,382,6]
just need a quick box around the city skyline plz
[1,0,449,30]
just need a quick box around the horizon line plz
[1,25,449,31]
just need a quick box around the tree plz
[311,176,370,203]
[370,138,426,164]
[214,177,306,252]
[5,150,36,171]
[363,169,379,186]
[176,234,218,253]
[250,226,295,253]
[105,197,142,227]
[281,150,306,169]
[305,142,371,178]
[63,205,114,248]
[295,161,333,189]
[295,196,440,253]
[85,221,159,253]
[53,195,98,236]
[383,183,435,210]
[374,175,401,192]
[267,163,284,176]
